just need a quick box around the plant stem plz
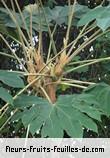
[46,24,57,63]
[67,23,88,56]
[60,82,87,89]
[40,86,52,103]
[0,75,41,114]
[62,78,95,85]
[1,0,30,48]
[64,0,76,49]
[14,0,32,45]
[0,52,15,59]
[0,34,28,72]
[38,0,57,55]
[69,57,110,65]
[66,57,110,74]
[22,125,30,158]
[68,29,101,62]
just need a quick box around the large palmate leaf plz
[0,70,24,88]
[13,94,104,138]
[0,8,21,39]
[78,5,110,31]
[24,4,89,26]
[0,4,89,34]
[0,7,22,28]
[0,87,13,104]
[84,83,110,116]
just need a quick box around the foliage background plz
[0,0,110,138]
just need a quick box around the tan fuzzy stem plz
[45,78,56,104]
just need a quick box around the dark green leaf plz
[85,83,110,116]
[78,6,104,26]
[0,87,13,104]
[0,70,24,88]
[78,5,110,31]
[71,94,102,121]
[13,94,102,137]
[14,95,49,108]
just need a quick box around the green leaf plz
[78,5,110,31]
[11,111,23,122]
[41,107,64,138]
[96,7,110,31]
[0,8,22,28]
[0,4,89,34]
[14,95,49,109]
[97,17,110,31]
[71,94,102,121]
[0,70,24,88]
[0,87,13,104]
[79,114,98,133]
[78,6,104,26]
[22,107,38,126]
[85,83,110,116]
[75,66,89,73]
[56,106,83,137]
[13,94,102,137]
